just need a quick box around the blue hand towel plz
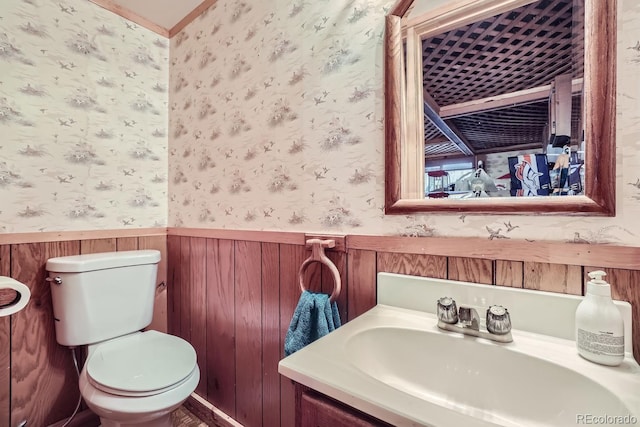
[284,290,341,356]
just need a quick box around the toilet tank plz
[46,250,161,346]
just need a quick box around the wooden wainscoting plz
[3,228,637,427]
[0,246,10,424]
[166,230,640,427]
[0,230,166,427]
[167,234,358,427]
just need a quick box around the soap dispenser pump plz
[575,270,624,366]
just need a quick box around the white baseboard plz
[184,393,244,427]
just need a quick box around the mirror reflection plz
[404,0,585,199]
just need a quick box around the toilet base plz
[99,413,172,427]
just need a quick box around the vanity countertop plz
[279,273,640,427]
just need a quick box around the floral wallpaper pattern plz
[169,0,390,233]
[168,0,640,246]
[3,0,640,246]
[0,0,169,232]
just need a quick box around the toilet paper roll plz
[0,276,30,317]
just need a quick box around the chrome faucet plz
[436,297,513,343]
[458,306,480,330]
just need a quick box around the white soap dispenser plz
[575,270,624,366]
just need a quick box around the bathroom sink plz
[279,273,640,427]
[346,325,635,427]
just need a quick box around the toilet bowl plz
[45,250,200,426]
[79,330,199,427]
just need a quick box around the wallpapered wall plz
[0,0,169,232]
[168,0,390,232]
[3,0,640,246]
[168,0,640,246]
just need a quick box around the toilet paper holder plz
[0,276,30,317]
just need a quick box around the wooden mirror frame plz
[385,0,616,215]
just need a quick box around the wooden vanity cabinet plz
[296,384,393,427]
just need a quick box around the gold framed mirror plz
[385,0,616,215]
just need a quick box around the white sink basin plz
[279,273,640,427]
[346,325,635,427]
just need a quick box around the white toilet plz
[46,250,200,427]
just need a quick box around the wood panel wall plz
[2,229,640,427]
[166,231,640,427]
[0,246,10,424]
[0,234,166,427]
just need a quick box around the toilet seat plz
[86,330,197,397]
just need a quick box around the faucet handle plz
[486,305,512,335]
[437,297,458,324]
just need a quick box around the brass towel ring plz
[298,239,341,303]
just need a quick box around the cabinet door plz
[299,390,391,427]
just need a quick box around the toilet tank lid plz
[46,250,161,273]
